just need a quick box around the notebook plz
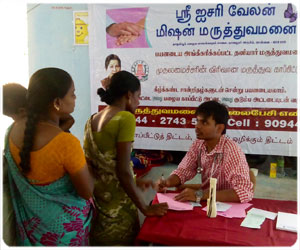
[276,212,297,233]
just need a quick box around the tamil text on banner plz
[88,3,297,156]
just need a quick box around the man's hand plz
[154,177,168,193]
[175,184,186,192]
[116,34,139,46]
[174,188,197,202]
[107,22,141,37]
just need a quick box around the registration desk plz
[136,195,297,246]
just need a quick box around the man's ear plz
[216,124,225,135]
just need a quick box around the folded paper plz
[241,213,266,229]
[247,208,277,220]
[157,193,193,211]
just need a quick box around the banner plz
[89,3,297,156]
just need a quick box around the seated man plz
[157,100,254,203]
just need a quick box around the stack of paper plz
[241,208,277,229]
[276,212,297,233]
[240,213,266,229]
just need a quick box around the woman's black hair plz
[19,67,73,174]
[97,70,140,105]
[104,54,121,70]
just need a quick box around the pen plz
[161,173,166,193]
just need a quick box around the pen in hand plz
[161,173,166,193]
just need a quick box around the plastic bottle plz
[269,162,277,178]
[277,156,285,178]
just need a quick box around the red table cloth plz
[136,195,297,246]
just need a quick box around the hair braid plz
[19,110,39,174]
[18,67,73,174]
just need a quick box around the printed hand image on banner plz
[74,11,89,45]
[106,7,150,48]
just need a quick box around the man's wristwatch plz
[195,189,203,203]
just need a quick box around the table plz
[136,195,297,246]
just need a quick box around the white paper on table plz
[241,213,266,229]
[276,212,297,233]
[247,208,277,220]
[216,202,232,212]
[190,201,202,207]
[157,193,193,211]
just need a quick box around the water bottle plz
[269,162,277,178]
[277,156,285,178]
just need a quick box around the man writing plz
[156,100,254,203]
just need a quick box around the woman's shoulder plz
[117,111,135,119]
[117,111,136,124]
[57,131,80,141]
[92,110,133,119]
[47,132,83,155]
[51,132,81,147]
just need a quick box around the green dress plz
[83,111,140,246]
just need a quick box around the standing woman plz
[101,54,121,89]
[84,71,168,246]
[4,68,94,246]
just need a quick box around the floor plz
[137,161,298,226]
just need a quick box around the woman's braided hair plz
[19,68,73,174]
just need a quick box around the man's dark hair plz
[196,100,229,134]
[3,83,27,116]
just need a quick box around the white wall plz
[27,3,91,143]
